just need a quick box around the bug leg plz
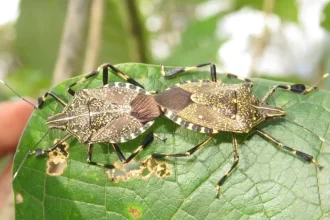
[160,63,217,82]
[86,144,115,169]
[160,63,254,85]
[37,91,67,109]
[30,134,71,156]
[151,134,214,159]
[254,128,323,169]
[224,72,252,84]
[67,70,100,96]
[260,84,316,104]
[216,133,239,198]
[261,73,330,103]
[113,132,155,164]
[67,63,144,96]
[11,133,71,184]
[100,63,145,88]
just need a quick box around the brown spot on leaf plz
[129,207,141,218]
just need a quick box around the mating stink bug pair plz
[5,63,326,198]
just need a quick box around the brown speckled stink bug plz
[151,63,325,198]
[10,63,163,180]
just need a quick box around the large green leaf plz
[13,63,330,219]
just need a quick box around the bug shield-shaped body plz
[155,80,285,134]
[46,83,162,144]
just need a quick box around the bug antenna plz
[283,117,330,147]
[9,130,50,187]
[0,79,37,109]
[281,73,329,109]
[10,150,31,187]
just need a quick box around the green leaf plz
[321,2,330,31]
[234,0,298,22]
[13,63,330,219]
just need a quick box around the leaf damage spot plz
[106,160,144,182]
[128,207,141,218]
[143,157,172,179]
[46,140,69,176]
[15,193,23,204]
[106,157,171,182]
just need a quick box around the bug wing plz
[86,87,146,143]
[65,87,143,144]
[154,86,193,114]
[177,95,244,132]
[89,114,144,143]
[156,82,250,132]
[182,83,254,132]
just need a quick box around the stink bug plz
[151,63,326,198]
[6,63,163,181]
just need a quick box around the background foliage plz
[1,0,330,99]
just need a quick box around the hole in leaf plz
[46,140,69,176]
[105,158,171,182]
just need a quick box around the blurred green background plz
[1,0,330,101]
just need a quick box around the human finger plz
[0,100,34,158]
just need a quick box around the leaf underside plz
[13,63,330,220]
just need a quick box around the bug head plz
[257,104,286,119]
[46,112,68,130]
